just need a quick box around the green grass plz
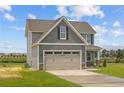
[0,63,24,67]
[0,71,80,87]
[94,63,124,78]
[0,63,80,87]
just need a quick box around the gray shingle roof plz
[26,19,96,34]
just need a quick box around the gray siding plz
[41,21,84,43]
[31,46,38,70]
[32,32,43,43]
[27,31,32,66]
[81,34,94,44]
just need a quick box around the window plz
[87,34,91,44]
[60,26,67,40]
[45,52,53,54]
[72,52,79,54]
[54,52,62,54]
[63,52,71,54]
[91,34,94,44]
[87,52,91,61]
[81,34,94,44]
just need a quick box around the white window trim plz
[59,26,67,40]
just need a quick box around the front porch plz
[83,45,102,68]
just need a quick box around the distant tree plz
[109,49,116,57]
[116,49,124,62]
[101,49,109,57]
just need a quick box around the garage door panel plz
[46,65,80,70]
[44,51,81,70]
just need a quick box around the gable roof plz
[37,16,88,44]
[70,21,96,34]
[26,17,96,34]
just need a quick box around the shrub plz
[103,59,107,67]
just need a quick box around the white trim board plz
[38,43,86,45]
[37,45,39,70]
[37,16,88,44]
[43,50,82,70]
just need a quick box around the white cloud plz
[112,29,124,37]
[8,26,25,31]
[4,13,15,21]
[55,6,68,18]
[27,13,37,19]
[70,6,104,20]
[113,21,121,28]
[112,21,123,37]
[103,22,107,25]
[0,5,11,12]
[93,25,108,37]
[95,38,106,46]
[93,24,124,40]
[92,25,109,46]
[55,5,104,20]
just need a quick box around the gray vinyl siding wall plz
[39,45,85,65]
[31,46,38,70]
[32,32,43,43]
[41,21,84,43]
[27,31,32,66]
[81,34,94,44]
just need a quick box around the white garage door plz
[44,51,81,70]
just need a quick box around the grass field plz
[0,63,79,87]
[0,63,25,67]
[94,63,124,78]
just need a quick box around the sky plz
[0,5,124,53]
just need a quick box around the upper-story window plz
[81,33,94,44]
[59,26,67,40]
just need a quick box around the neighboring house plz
[25,16,101,70]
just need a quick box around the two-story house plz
[25,16,101,70]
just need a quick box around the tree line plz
[0,55,26,63]
[101,49,124,63]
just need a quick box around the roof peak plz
[27,16,88,23]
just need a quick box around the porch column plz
[96,51,100,67]
[97,51,100,60]
[84,46,87,68]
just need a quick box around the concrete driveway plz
[47,70,124,87]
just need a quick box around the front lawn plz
[0,64,79,87]
[93,63,124,78]
[0,62,24,67]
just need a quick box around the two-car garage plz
[43,50,81,70]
